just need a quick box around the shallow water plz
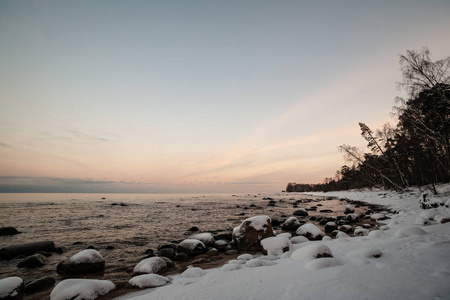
[0,192,371,286]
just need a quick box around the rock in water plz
[0,241,55,260]
[232,215,275,251]
[177,239,206,256]
[24,277,55,293]
[0,227,20,236]
[57,249,105,275]
[17,254,46,268]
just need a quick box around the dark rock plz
[161,257,174,268]
[232,216,274,251]
[281,217,301,231]
[144,249,155,255]
[157,244,177,251]
[324,222,338,233]
[173,252,189,261]
[192,258,210,264]
[207,248,219,257]
[158,248,175,259]
[87,245,96,250]
[271,219,281,227]
[293,209,309,217]
[36,251,52,257]
[263,197,274,201]
[320,209,333,213]
[309,216,317,221]
[0,241,56,260]
[72,241,84,245]
[213,240,229,251]
[225,250,239,255]
[238,212,245,216]
[267,203,275,207]
[17,254,46,268]
[24,276,55,293]
[106,245,115,250]
[55,247,66,254]
[319,218,329,225]
[250,204,257,208]
[188,226,199,232]
[0,227,21,236]
[214,231,232,241]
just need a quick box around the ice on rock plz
[129,274,170,288]
[290,236,309,244]
[260,236,292,256]
[305,257,340,270]
[245,258,276,268]
[189,233,214,246]
[180,267,206,278]
[393,226,426,238]
[0,277,23,298]
[296,223,324,240]
[70,249,104,264]
[291,243,333,262]
[237,254,254,261]
[50,279,115,300]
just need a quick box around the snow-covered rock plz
[57,249,105,275]
[281,217,301,231]
[233,215,274,251]
[305,257,340,270]
[291,243,333,262]
[133,257,167,276]
[393,226,426,238]
[260,236,292,256]
[296,223,324,240]
[129,274,170,289]
[344,204,355,214]
[237,253,254,261]
[354,227,369,236]
[177,239,206,256]
[371,213,386,221]
[50,279,115,300]
[189,233,215,246]
[0,277,23,299]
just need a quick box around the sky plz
[1,0,449,194]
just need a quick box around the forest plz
[287,48,450,194]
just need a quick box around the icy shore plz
[117,186,450,300]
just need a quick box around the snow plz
[0,277,23,298]
[260,236,292,256]
[129,274,170,288]
[50,279,115,300]
[290,243,333,262]
[234,215,271,233]
[289,236,309,244]
[118,186,450,300]
[179,267,206,278]
[69,249,104,264]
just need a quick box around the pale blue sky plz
[1,1,449,193]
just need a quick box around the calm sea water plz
[0,192,352,284]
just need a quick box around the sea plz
[0,192,354,285]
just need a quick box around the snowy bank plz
[117,186,450,300]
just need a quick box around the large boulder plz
[293,209,309,217]
[57,249,105,275]
[0,277,24,300]
[0,241,55,260]
[133,257,168,276]
[177,239,207,256]
[232,216,275,251]
[0,227,20,236]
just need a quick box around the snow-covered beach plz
[112,186,450,300]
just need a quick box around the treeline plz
[287,48,450,194]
